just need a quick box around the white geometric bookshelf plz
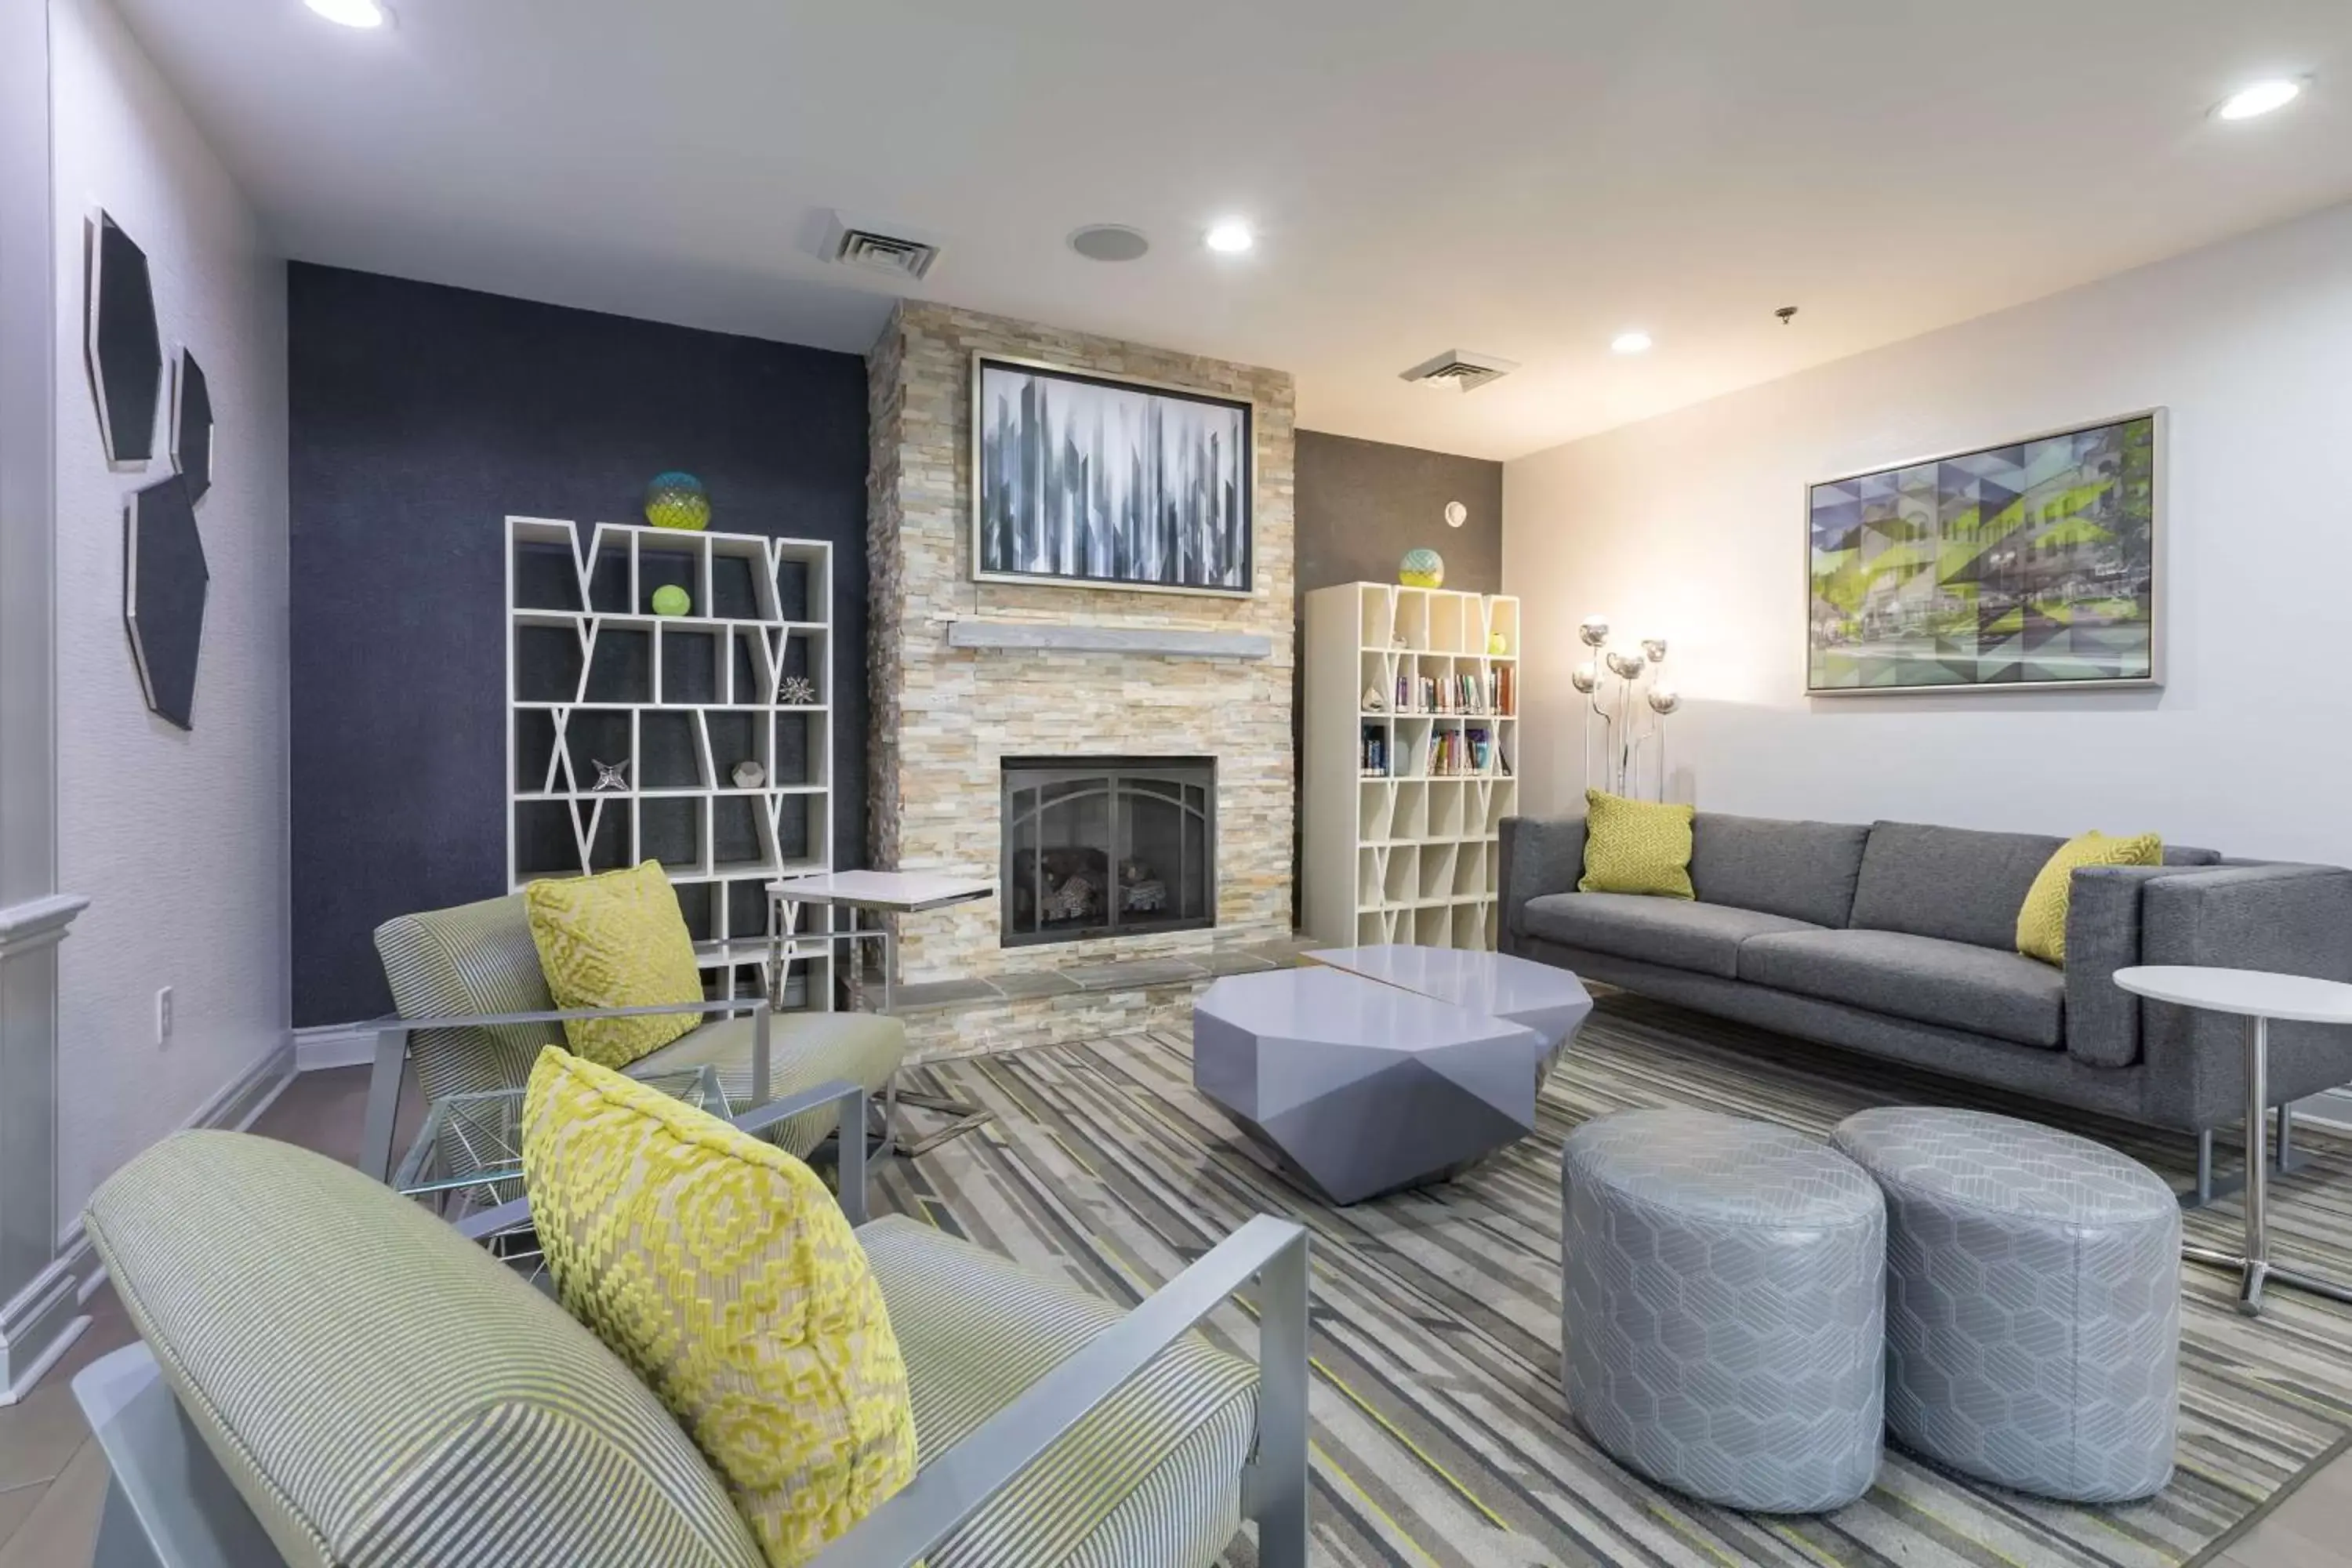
[505,517,833,1000]
[1302,582,1520,952]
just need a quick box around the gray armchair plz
[74,1088,1312,1568]
[364,890,906,1181]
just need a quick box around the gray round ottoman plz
[1833,1108,2180,1503]
[1562,1109,1886,1512]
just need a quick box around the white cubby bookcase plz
[1302,582,1521,951]
[506,517,833,1000]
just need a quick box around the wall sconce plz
[1576,615,1674,800]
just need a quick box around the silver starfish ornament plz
[590,757,630,792]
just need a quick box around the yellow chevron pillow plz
[522,1046,916,1566]
[1579,789,1696,899]
[2017,830,2162,965]
[524,859,704,1069]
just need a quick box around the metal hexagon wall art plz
[85,210,163,466]
[125,477,208,730]
[170,349,213,502]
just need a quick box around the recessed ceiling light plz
[1069,224,1150,263]
[2215,78,2304,120]
[306,0,390,25]
[1610,330,1654,355]
[1204,219,1254,255]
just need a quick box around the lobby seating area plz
[1502,811,2352,1183]
[76,1087,1308,1568]
[365,887,909,1178]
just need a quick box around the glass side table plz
[394,1065,731,1268]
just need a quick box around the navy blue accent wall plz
[289,264,869,1027]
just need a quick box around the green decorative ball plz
[644,470,710,532]
[650,584,691,617]
[1399,547,1446,589]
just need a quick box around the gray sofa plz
[1498,812,2352,1145]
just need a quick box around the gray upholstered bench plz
[1833,1107,2180,1502]
[1561,1109,1887,1512]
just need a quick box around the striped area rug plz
[872,993,2352,1568]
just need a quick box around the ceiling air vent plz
[1399,348,1520,392]
[833,228,938,280]
[816,210,942,281]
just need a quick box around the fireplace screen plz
[1001,757,1214,946]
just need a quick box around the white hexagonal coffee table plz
[1194,949,1591,1205]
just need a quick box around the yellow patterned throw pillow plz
[524,859,704,1069]
[522,1047,916,1567]
[1579,789,1697,899]
[2016,830,2162,965]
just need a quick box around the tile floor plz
[2,1064,2349,1565]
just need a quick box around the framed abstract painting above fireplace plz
[972,354,1254,596]
[1806,410,2161,693]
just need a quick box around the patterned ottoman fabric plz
[1561,1109,1887,1512]
[1832,1107,2180,1503]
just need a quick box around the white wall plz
[1504,198,2352,866]
[50,0,289,1227]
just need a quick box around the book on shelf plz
[1416,726,1514,778]
[1389,670,1512,717]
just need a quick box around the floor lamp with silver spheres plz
[1572,615,1678,802]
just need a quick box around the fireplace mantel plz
[946,619,1273,660]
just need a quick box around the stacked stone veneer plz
[868,301,1297,985]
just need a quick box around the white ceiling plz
[114,0,2352,460]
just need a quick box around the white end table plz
[2114,964,2352,1316]
[764,870,995,1013]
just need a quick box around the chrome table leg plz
[2180,1015,2352,1315]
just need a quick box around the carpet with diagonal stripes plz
[872,992,2352,1568]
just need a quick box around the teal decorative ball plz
[644,470,710,532]
[1399,548,1446,589]
[651,584,691,617]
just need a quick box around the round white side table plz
[2114,965,2352,1316]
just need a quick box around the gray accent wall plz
[1296,430,1503,601]
[1292,430,1504,918]
[289,266,869,1027]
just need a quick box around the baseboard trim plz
[212,1034,299,1133]
[295,1020,381,1072]
[0,1261,88,1406]
[2297,1088,2352,1131]
[58,1033,297,1308]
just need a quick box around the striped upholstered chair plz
[363,891,905,1182]
[74,1099,1311,1568]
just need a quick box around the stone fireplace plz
[1001,756,1215,946]
[866,302,1296,998]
